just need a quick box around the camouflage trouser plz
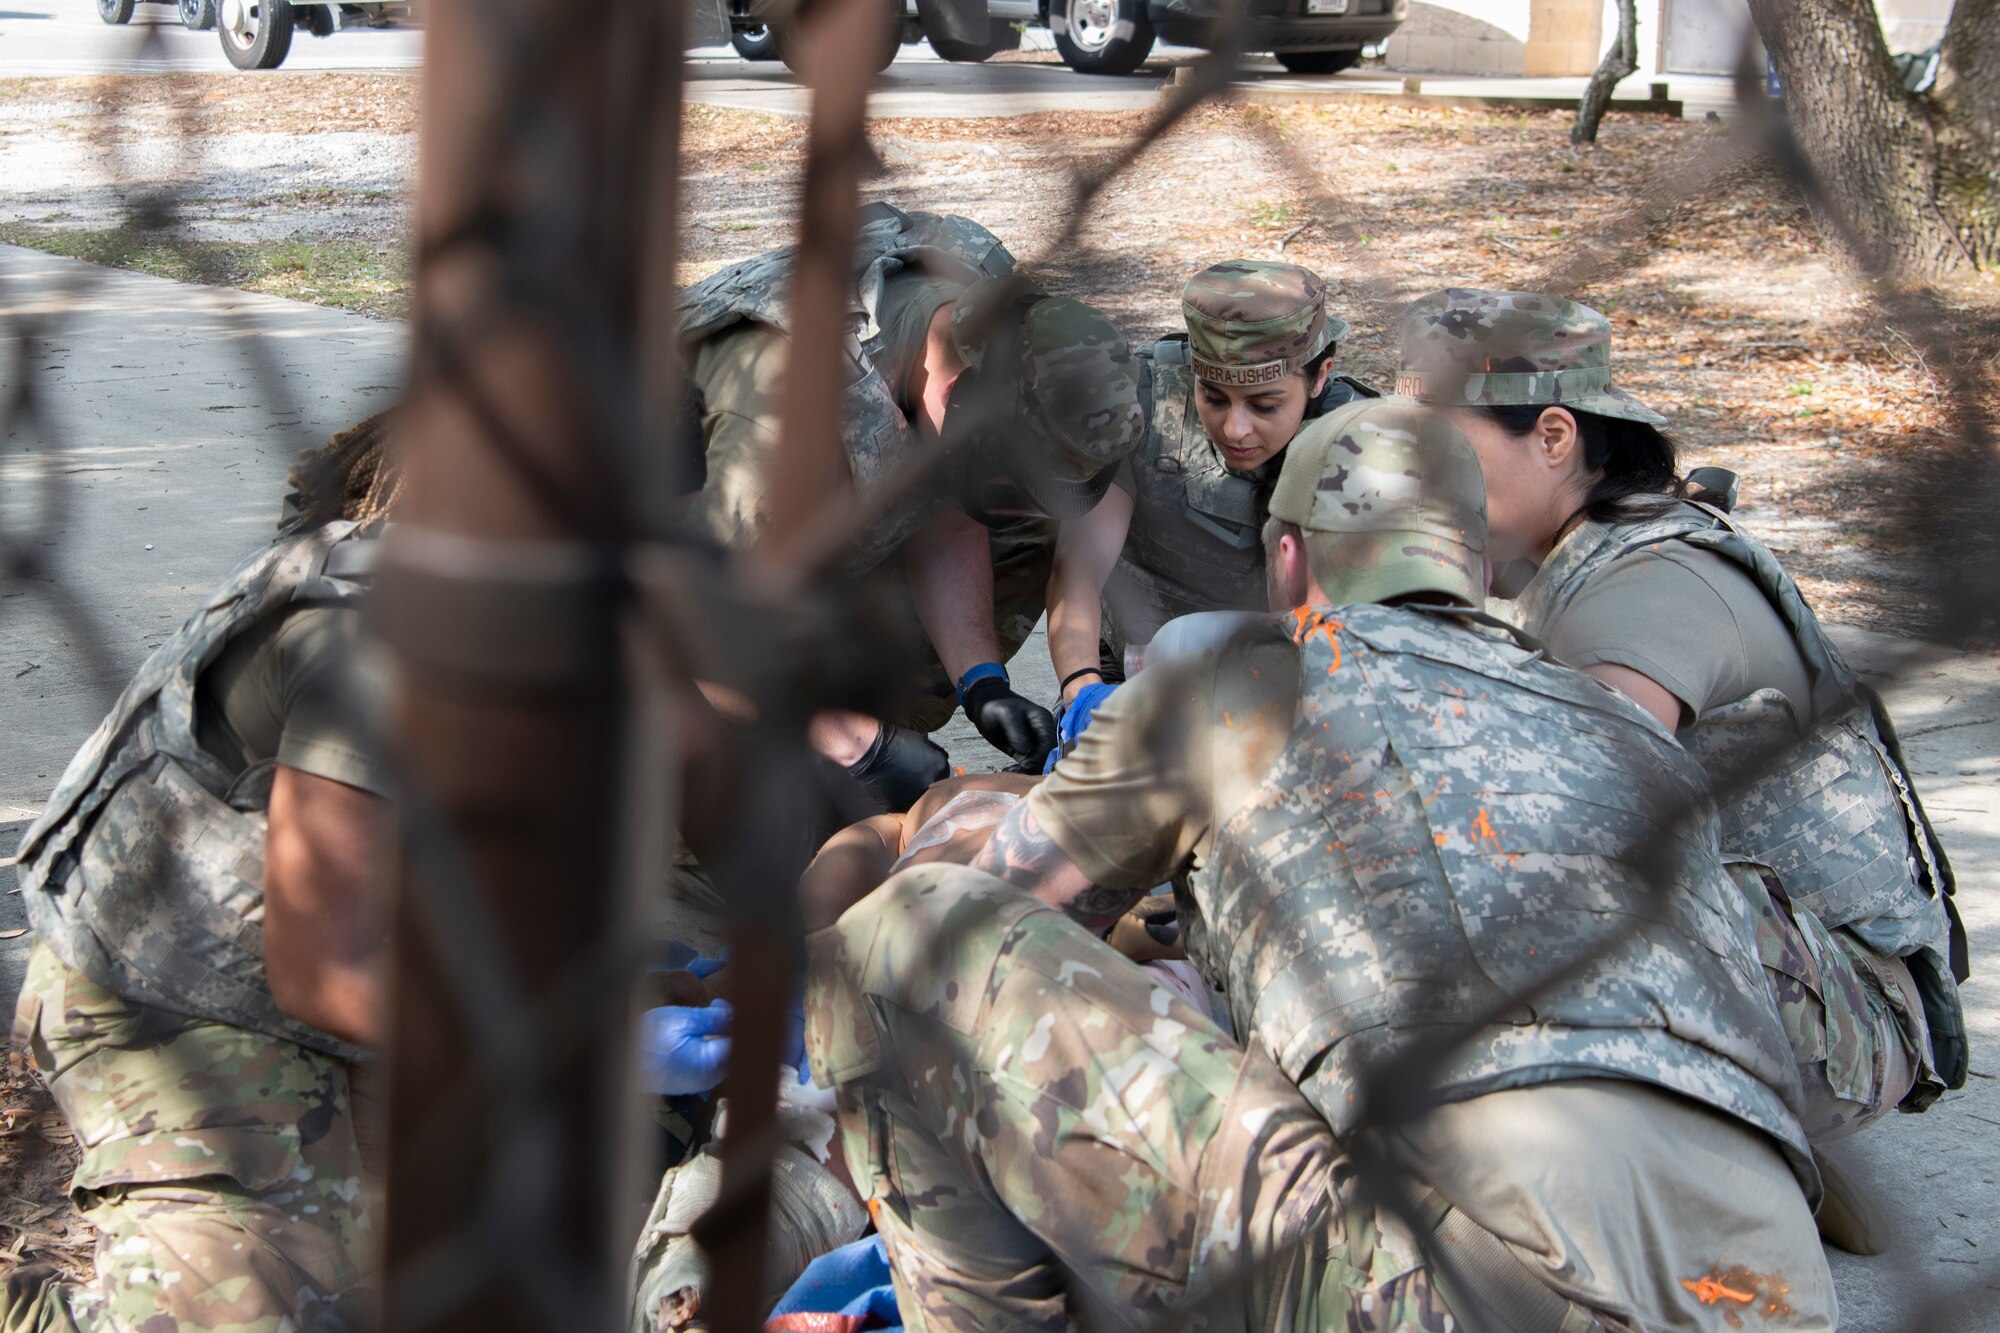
[4,942,371,1333]
[894,516,1058,734]
[806,866,1449,1333]
[1731,864,1926,1141]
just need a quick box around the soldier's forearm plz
[1046,562,1108,701]
[905,510,1000,681]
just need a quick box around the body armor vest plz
[1103,337,1373,657]
[1517,502,1967,1097]
[14,523,376,1060]
[1197,606,1810,1178]
[676,201,1014,574]
[1517,505,1964,975]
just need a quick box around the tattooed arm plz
[970,798,1149,930]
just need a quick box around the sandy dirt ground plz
[4,70,1998,1300]
[3,72,1991,634]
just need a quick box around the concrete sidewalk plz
[0,244,405,808]
[1,247,1996,1327]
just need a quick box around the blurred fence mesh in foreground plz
[2,3,1997,1331]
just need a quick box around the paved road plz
[6,248,1994,1327]
[0,0,1738,120]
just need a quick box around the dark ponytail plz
[1473,404,1725,523]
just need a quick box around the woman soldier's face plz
[1195,361,1333,472]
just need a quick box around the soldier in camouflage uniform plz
[1395,290,1968,1238]
[1045,260,1375,735]
[808,399,1835,1332]
[678,200,1145,775]
[3,420,395,1332]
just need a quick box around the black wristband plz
[1060,667,1104,692]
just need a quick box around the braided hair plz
[280,411,403,533]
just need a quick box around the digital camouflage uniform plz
[809,403,1832,1332]
[676,203,1144,734]
[5,524,380,1332]
[1399,289,1968,1138]
[1103,261,1375,665]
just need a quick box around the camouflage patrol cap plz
[1183,260,1346,389]
[1267,397,1487,609]
[1396,288,1666,425]
[948,278,1145,517]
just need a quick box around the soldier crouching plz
[804,400,1837,1332]
[3,418,396,1332]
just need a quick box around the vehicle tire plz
[179,0,216,28]
[1274,47,1361,74]
[1051,0,1154,75]
[96,0,136,25]
[731,24,780,59]
[303,1,337,35]
[219,0,294,68]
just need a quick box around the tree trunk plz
[1747,0,1999,284]
[1932,0,2000,272]
[1571,0,1639,145]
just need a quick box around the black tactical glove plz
[846,723,951,813]
[958,664,1058,764]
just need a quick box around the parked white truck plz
[94,0,410,70]
[96,0,1403,76]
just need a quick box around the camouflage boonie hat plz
[950,278,1145,516]
[1396,288,1666,425]
[1267,397,1487,609]
[1183,260,1346,388]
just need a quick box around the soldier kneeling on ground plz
[1395,287,1970,1253]
[628,771,1202,1331]
[802,398,1838,1331]
[5,418,396,1333]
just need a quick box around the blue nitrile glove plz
[640,1001,733,1096]
[784,986,807,1074]
[1043,681,1119,773]
[958,662,1058,764]
[1060,682,1118,746]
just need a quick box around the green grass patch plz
[0,223,409,320]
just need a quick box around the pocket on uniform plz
[73,1123,304,1195]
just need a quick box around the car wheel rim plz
[743,24,766,39]
[1067,0,1116,52]
[222,0,259,45]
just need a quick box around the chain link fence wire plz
[2,4,1996,1332]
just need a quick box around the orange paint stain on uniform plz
[1289,605,1344,673]
[1680,1277,1755,1306]
[1469,807,1501,845]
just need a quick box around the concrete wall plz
[1382,1,1530,75]
[1878,0,1951,52]
[1525,0,1603,76]
[1384,0,1933,76]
